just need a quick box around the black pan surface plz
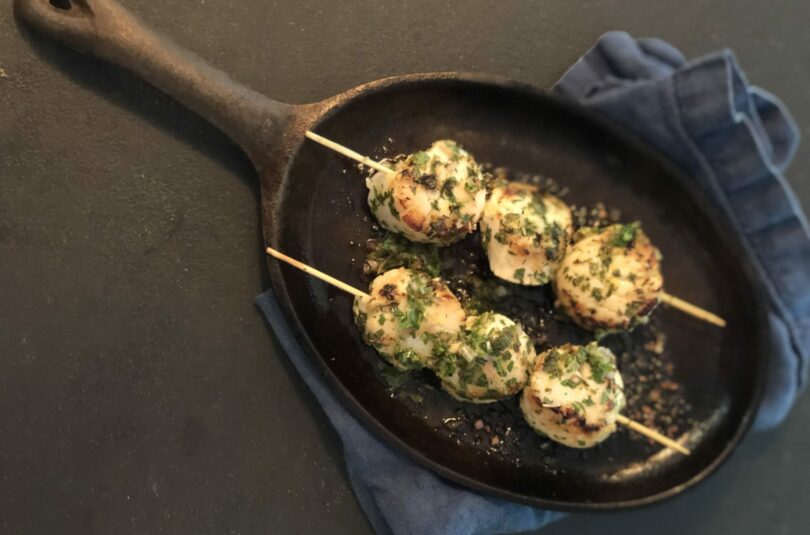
[268,78,769,509]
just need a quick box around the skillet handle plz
[14,0,291,164]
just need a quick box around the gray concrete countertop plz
[1,1,808,533]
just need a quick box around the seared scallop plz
[353,267,466,370]
[555,223,663,330]
[520,342,626,448]
[366,140,488,245]
[433,312,536,403]
[480,182,573,285]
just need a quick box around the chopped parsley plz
[610,221,641,248]
[393,349,421,369]
[365,232,441,276]
[412,151,430,167]
[543,350,561,377]
[542,343,616,388]
[464,175,480,193]
[530,195,548,218]
[625,301,642,318]
[396,273,433,331]
[560,377,584,389]
[489,325,518,355]
[441,177,458,201]
[387,197,400,219]
[583,342,615,384]
[549,222,563,244]
[493,229,509,244]
[355,311,367,331]
[368,188,392,213]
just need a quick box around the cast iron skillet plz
[16,0,770,510]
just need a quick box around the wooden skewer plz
[661,293,726,327]
[266,246,690,455]
[265,247,370,299]
[615,414,691,455]
[303,132,725,329]
[305,131,395,175]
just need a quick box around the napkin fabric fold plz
[256,31,807,534]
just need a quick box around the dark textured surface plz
[1,0,808,533]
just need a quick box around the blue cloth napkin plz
[257,32,808,534]
[555,32,808,430]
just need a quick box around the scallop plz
[555,223,663,330]
[433,312,536,403]
[366,140,488,245]
[520,342,626,448]
[353,267,466,370]
[480,181,573,285]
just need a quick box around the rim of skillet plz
[262,71,771,511]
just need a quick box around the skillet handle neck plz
[15,0,291,165]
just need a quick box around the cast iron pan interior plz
[270,78,768,509]
[16,0,770,511]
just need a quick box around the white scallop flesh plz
[366,140,488,245]
[434,312,536,403]
[555,223,663,330]
[353,267,466,370]
[481,182,573,285]
[520,343,626,448]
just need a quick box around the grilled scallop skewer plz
[555,222,664,331]
[265,246,690,454]
[521,342,689,454]
[555,222,726,329]
[352,267,466,371]
[433,312,536,403]
[481,199,725,327]
[366,140,488,245]
[480,181,573,285]
[520,343,625,448]
[305,132,724,327]
[266,248,533,398]
[307,132,488,245]
[355,273,537,400]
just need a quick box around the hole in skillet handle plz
[49,0,71,10]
